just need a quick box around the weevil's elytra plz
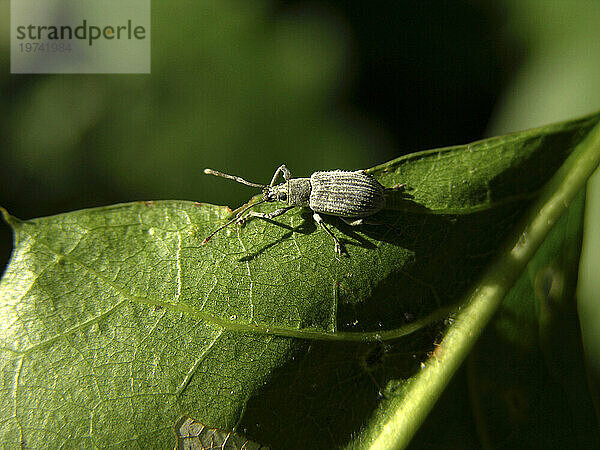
[310,171,385,218]
[202,164,388,255]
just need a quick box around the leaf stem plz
[132,295,456,343]
[352,120,600,450]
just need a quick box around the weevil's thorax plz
[287,178,311,206]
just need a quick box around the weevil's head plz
[267,178,311,207]
[263,182,288,203]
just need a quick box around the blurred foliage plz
[488,0,600,131]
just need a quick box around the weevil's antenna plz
[202,198,268,245]
[203,168,265,188]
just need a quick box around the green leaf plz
[2,112,600,448]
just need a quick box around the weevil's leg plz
[313,213,343,255]
[202,199,268,244]
[240,206,294,223]
[341,217,382,226]
[386,183,407,192]
[269,164,292,186]
[341,217,364,226]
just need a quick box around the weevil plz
[202,164,398,254]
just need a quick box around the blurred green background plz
[1,0,599,419]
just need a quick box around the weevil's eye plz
[279,193,287,201]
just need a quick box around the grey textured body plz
[309,170,385,218]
